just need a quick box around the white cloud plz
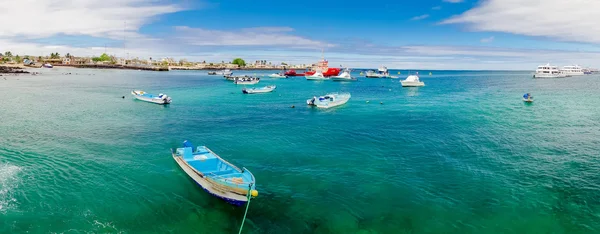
[432,6,442,10]
[0,0,182,39]
[443,0,464,3]
[441,0,600,44]
[411,14,430,21]
[173,26,334,48]
[480,36,494,43]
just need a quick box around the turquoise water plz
[1,68,600,233]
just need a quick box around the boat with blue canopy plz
[171,141,258,206]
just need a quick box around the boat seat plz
[210,169,237,176]
[195,147,209,154]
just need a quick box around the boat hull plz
[523,98,533,103]
[401,81,425,87]
[331,77,357,82]
[131,91,171,104]
[305,68,341,77]
[242,86,276,94]
[172,154,248,206]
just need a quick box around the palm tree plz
[66,53,71,58]
[5,51,12,57]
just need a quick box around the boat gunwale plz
[171,149,255,196]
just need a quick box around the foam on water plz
[0,163,21,213]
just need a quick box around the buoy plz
[366,101,370,103]
[291,105,295,108]
[389,89,391,91]
[429,72,432,76]
[398,72,401,74]
[251,190,258,197]
[121,96,125,99]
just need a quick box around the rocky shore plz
[0,65,29,74]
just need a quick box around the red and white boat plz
[305,58,341,77]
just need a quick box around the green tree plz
[15,55,21,62]
[50,52,60,59]
[65,53,71,58]
[281,62,288,65]
[232,58,246,67]
[99,53,110,61]
[4,51,12,57]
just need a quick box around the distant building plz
[62,57,71,65]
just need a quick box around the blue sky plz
[2,0,600,69]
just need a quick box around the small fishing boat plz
[225,75,253,81]
[208,71,217,75]
[131,90,172,104]
[209,69,232,76]
[330,68,357,82]
[365,66,390,78]
[307,93,351,108]
[172,141,258,206]
[234,77,260,85]
[523,93,533,102]
[42,63,53,68]
[243,85,276,94]
[305,71,329,80]
[400,73,425,87]
[268,73,287,78]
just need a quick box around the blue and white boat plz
[42,63,53,68]
[242,85,276,94]
[131,90,172,104]
[307,93,351,108]
[523,93,533,102]
[172,141,258,206]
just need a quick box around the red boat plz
[304,58,340,77]
[284,69,305,76]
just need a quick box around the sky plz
[1,0,600,70]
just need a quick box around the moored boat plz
[365,66,390,78]
[268,73,287,78]
[561,65,584,76]
[171,141,258,206]
[400,73,425,87]
[42,63,53,68]
[243,85,276,94]
[131,90,172,104]
[303,52,341,77]
[307,93,351,108]
[534,64,566,78]
[209,69,233,76]
[305,71,329,80]
[330,68,357,82]
[234,77,260,85]
[284,69,305,76]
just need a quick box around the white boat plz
[307,93,351,108]
[365,66,390,78]
[331,69,357,82]
[534,64,566,78]
[305,71,329,80]
[561,65,584,76]
[400,74,425,87]
[268,73,287,78]
[42,63,53,68]
[210,69,232,76]
[234,77,260,85]
[242,85,276,94]
[131,90,172,104]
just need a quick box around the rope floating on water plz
[238,183,253,234]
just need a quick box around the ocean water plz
[1,68,600,233]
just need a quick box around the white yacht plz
[533,64,566,78]
[560,65,584,76]
[400,73,425,87]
